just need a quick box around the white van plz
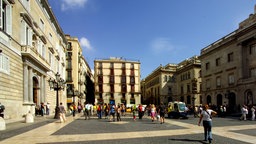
[167,101,188,119]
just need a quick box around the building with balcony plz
[199,6,256,113]
[142,64,177,105]
[94,57,141,107]
[65,35,86,106]
[175,56,202,107]
[0,0,67,120]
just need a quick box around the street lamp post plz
[48,72,65,119]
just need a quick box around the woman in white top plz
[151,104,156,122]
[198,104,217,144]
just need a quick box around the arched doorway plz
[33,77,39,104]
[217,94,223,106]
[207,95,211,105]
[228,92,236,113]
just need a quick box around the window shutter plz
[6,4,12,35]
[0,0,2,29]
[20,21,26,45]
[28,28,32,46]
[0,54,3,70]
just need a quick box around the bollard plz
[25,112,34,123]
[0,117,6,130]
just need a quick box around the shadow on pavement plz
[169,138,209,144]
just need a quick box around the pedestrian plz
[158,102,166,124]
[59,102,66,122]
[40,103,45,116]
[104,103,109,119]
[46,102,50,115]
[84,102,90,120]
[0,102,5,118]
[71,103,77,117]
[151,104,156,122]
[198,104,217,144]
[97,104,102,119]
[116,104,121,121]
[109,104,115,121]
[240,105,248,121]
[121,104,126,116]
[251,106,255,121]
[138,104,143,119]
[132,104,137,121]
[77,102,82,113]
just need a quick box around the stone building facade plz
[94,57,141,107]
[142,64,177,105]
[175,56,202,107]
[199,7,256,113]
[141,56,201,107]
[0,0,67,120]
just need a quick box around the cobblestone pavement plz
[0,113,256,144]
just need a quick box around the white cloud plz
[80,37,93,50]
[61,0,88,11]
[150,38,174,53]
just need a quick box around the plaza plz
[1,114,256,144]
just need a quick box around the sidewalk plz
[0,113,81,142]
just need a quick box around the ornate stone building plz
[175,56,201,107]
[141,56,201,107]
[199,7,256,113]
[65,35,94,106]
[142,64,177,105]
[94,57,141,107]
[0,0,67,120]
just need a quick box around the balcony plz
[21,45,50,71]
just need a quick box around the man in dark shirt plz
[158,102,166,124]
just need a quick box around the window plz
[0,53,10,74]
[130,76,135,84]
[187,84,190,92]
[250,68,256,77]
[181,85,184,94]
[20,0,30,12]
[206,62,210,70]
[130,63,134,69]
[216,58,220,66]
[131,85,135,92]
[39,18,44,31]
[228,52,234,62]
[249,44,256,55]
[21,20,32,46]
[206,79,211,89]
[110,63,114,68]
[49,33,53,43]
[216,77,221,87]
[228,74,235,85]
[188,72,191,79]
[0,0,12,35]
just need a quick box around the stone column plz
[23,64,29,103]
[28,68,33,103]
[40,75,45,102]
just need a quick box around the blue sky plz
[48,0,256,79]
